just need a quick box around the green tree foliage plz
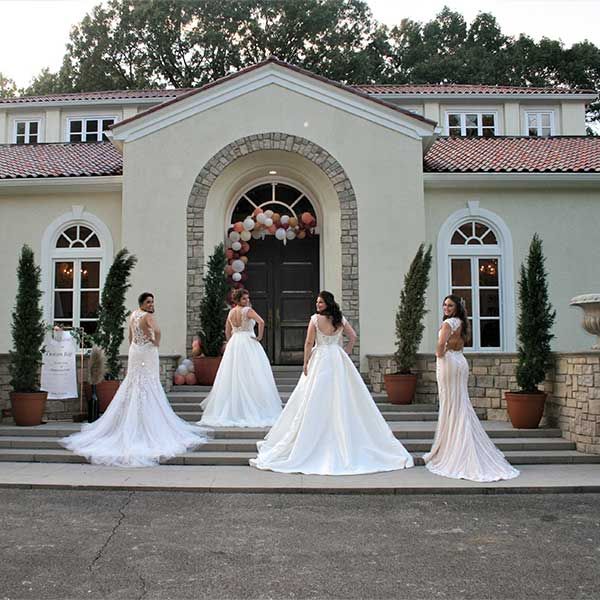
[21,68,73,96]
[95,249,137,379]
[198,244,229,357]
[394,243,433,374]
[515,234,556,393]
[9,245,45,393]
[0,72,17,97]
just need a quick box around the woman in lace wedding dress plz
[199,289,282,427]
[250,291,414,475]
[424,295,519,482]
[60,293,210,467]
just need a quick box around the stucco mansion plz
[1,58,599,423]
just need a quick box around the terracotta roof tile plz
[424,136,600,173]
[354,83,596,95]
[0,89,191,105]
[0,142,122,179]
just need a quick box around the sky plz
[0,0,599,88]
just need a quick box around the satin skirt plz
[250,345,414,475]
[423,350,519,482]
[199,331,282,427]
[60,342,210,467]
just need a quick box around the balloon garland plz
[224,208,317,298]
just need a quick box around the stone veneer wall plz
[367,351,600,454]
[0,354,180,423]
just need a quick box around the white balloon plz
[280,215,290,225]
[264,209,274,218]
[176,365,188,376]
[264,218,273,227]
[251,230,262,239]
[232,272,242,282]
[232,259,245,273]
[243,217,255,231]
[240,230,251,242]
[275,227,286,240]
[231,241,242,251]
[286,228,296,240]
[182,358,193,368]
[229,231,240,242]
[256,213,267,224]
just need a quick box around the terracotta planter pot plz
[193,356,222,386]
[10,391,48,426]
[383,373,417,405]
[96,380,120,413]
[505,391,546,429]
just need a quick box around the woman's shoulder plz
[443,317,461,331]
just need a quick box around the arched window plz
[438,203,516,351]
[42,208,113,336]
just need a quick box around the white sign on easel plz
[41,330,78,400]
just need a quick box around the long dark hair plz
[318,290,343,329]
[443,294,470,344]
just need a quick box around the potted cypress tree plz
[194,244,228,385]
[94,248,137,411]
[384,243,432,405]
[505,234,556,428]
[9,245,47,426]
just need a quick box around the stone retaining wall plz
[0,354,180,423]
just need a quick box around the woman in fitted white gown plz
[60,293,210,467]
[424,295,519,482]
[199,288,282,427]
[250,291,414,475]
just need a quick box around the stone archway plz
[187,132,359,361]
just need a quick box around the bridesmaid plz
[423,295,519,482]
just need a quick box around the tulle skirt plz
[423,350,519,482]
[250,345,414,475]
[199,331,282,427]
[60,342,210,467]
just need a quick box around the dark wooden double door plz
[244,235,319,364]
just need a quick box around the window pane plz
[102,119,114,130]
[482,114,495,127]
[451,230,466,244]
[63,226,77,241]
[54,291,73,319]
[29,122,38,134]
[541,113,551,128]
[55,262,74,288]
[480,289,500,317]
[464,127,478,137]
[451,259,471,286]
[528,127,538,137]
[465,114,478,127]
[16,136,25,145]
[29,134,38,143]
[482,230,498,245]
[85,120,98,133]
[527,114,537,127]
[474,222,488,239]
[448,114,460,127]
[448,127,461,137]
[80,292,99,319]
[81,262,100,288]
[70,133,82,142]
[452,289,472,315]
[479,258,499,286]
[70,120,82,133]
[467,237,482,245]
[86,234,101,248]
[481,128,495,138]
[480,320,500,347]
[465,318,473,347]
[81,321,98,336]
[459,222,473,237]
[16,122,25,135]
[79,225,93,240]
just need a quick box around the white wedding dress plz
[423,317,519,482]
[199,306,282,427]
[60,310,210,467]
[250,314,414,475]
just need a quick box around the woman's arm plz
[303,320,317,376]
[128,318,133,345]
[246,308,264,342]
[435,322,452,358]
[144,314,161,347]
[342,319,357,355]
[225,314,233,342]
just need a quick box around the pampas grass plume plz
[89,345,106,385]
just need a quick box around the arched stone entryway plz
[187,132,359,362]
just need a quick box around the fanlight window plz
[56,224,101,249]
[451,221,498,246]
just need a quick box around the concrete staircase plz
[0,365,598,466]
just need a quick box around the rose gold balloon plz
[288,217,298,227]
[272,212,280,223]
[297,230,306,239]
[174,374,186,386]
[185,372,197,385]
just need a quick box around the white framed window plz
[437,203,516,352]
[41,207,114,336]
[14,120,40,144]
[524,111,555,137]
[446,112,497,137]
[67,116,116,142]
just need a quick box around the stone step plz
[0,436,576,453]
[0,447,598,466]
[166,392,392,403]
[174,410,443,422]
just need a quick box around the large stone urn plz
[570,294,600,350]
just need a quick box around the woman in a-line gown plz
[60,292,210,467]
[250,291,414,475]
[199,288,282,427]
[423,294,519,482]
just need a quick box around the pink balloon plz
[185,372,197,385]
[174,374,186,386]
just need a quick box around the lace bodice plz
[312,314,347,346]
[131,310,154,346]
[229,307,256,334]
[442,317,463,353]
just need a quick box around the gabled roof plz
[424,136,600,173]
[354,83,597,96]
[0,142,122,179]
[0,89,190,105]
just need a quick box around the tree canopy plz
[5,1,599,128]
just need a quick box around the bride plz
[250,291,414,475]
[199,288,282,427]
[424,295,519,482]
[60,292,210,467]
